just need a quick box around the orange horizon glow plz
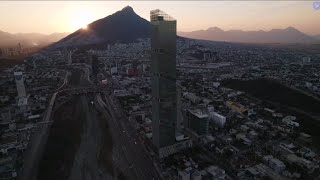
[0,1,319,35]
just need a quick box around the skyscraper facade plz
[91,55,99,83]
[150,9,177,149]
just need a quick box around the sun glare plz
[70,10,94,31]
[82,24,88,30]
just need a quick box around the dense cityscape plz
[1,4,320,180]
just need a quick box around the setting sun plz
[70,10,94,30]
[82,24,88,30]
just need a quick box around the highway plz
[18,69,97,180]
[96,93,162,180]
[18,71,70,180]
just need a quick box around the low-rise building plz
[185,109,209,136]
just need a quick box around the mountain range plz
[313,35,320,40]
[56,6,319,46]
[0,30,69,48]
[2,6,319,49]
[178,27,319,44]
[54,6,150,48]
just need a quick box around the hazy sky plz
[0,1,319,35]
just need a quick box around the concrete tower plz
[14,72,26,98]
[150,9,177,149]
[67,51,72,65]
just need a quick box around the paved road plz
[19,71,71,180]
[18,89,60,180]
[18,69,92,180]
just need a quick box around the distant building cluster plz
[0,43,38,58]
[0,54,67,178]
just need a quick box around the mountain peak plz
[121,6,134,13]
[207,27,223,32]
[286,26,296,30]
[53,6,150,47]
[285,26,299,32]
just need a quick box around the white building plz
[110,67,118,75]
[14,72,26,98]
[142,63,147,73]
[282,116,299,128]
[212,82,220,88]
[302,57,311,64]
[209,112,226,128]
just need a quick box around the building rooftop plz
[14,72,23,76]
[188,109,208,119]
[18,97,28,106]
[150,9,176,22]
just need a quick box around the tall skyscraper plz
[63,46,68,62]
[33,60,37,69]
[150,9,177,149]
[14,72,26,98]
[67,51,72,65]
[91,55,99,83]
